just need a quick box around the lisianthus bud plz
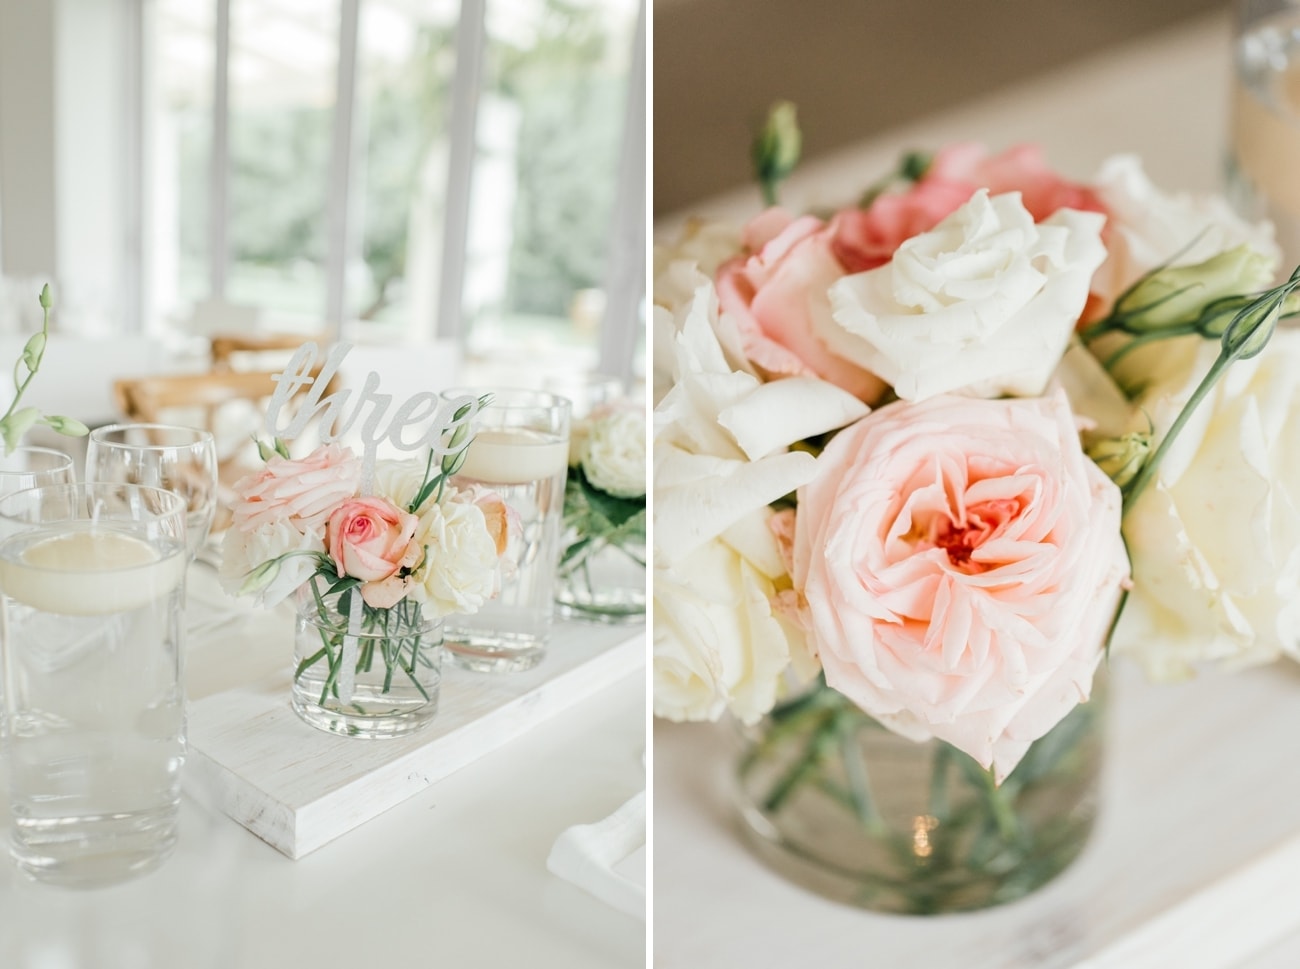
[1088,431,1151,488]
[41,414,88,436]
[751,101,802,199]
[1114,245,1275,334]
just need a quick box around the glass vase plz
[555,531,646,622]
[733,676,1107,914]
[292,586,443,739]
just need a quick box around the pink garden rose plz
[231,443,362,534]
[791,391,1130,781]
[327,496,421,608]
[715,212,887,403]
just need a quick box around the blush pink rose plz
[716,212,887,402]
[232,443,362,534]
[327,496,422,607]
[791,391,1130,781]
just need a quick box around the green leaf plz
[576,469,646,531]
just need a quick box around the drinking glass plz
[86,424,218,560]
[0,446,75,498]
[0,483,188,886]
[0,447,75,743]
[441,389,571,673]
[1229,0,1300,268]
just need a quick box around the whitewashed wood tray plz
[183,598,645,860]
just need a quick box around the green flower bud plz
[238,558,280,596]
[0,407,40,454]
[41,414,88,437]
[1114,245,1275,335]
[21,332,45,373]
[1088,431,1152,488]
[1222,290,1283,361]
[38,284,51,310]
[751,101,802,188]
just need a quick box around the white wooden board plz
[185,617,645,859]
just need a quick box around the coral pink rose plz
[829,179,975,273]
[716,211,887,402]
[232,443,362,533]
[791,391,1130,781]
[327,497,421,608]
[927,142,1106,223]
[829,143,1108,276]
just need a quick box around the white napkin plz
[547,790,646,920]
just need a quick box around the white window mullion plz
[210,0,231,299]
[597,0,646,386]
[434,0,487,343]
[122,0,146,333]
[324,0,359,341]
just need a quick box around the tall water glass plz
[86,424,218,559]
[1229,0,1300,269]
[0,483,188,886]
[441,389,571,672]
[0,447,75,743]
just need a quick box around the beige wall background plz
[654,0,1229,217]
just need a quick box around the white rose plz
[827,190,1106,402]
[372,458,428,510]
[1114,330,1300,679]
[653,267,868,566]
[220,519,325,608]
[654,508,809,725]
[1091,154,1279,308]
[652,268,860,722]
[581,403,646,498]
[653,218,743,309]
[409,498,500,618]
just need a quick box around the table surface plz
[0,564,647,969]
[654,9,1300,969]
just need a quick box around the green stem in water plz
[761,709,837,813]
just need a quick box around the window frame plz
[151,0,644,384]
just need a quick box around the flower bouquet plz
[221,416,515,738]
[653,105,1300,912]
[557,399,648,621]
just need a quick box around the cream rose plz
[792,391,1130,780]
[220,518,325,608]
[1114,330,1300,679]
[581,402,647,499]
[1090,155,1279,312]
[409,498,500,618]
[827,190,1106,402]
[654,508,808,724]
[652,267,865,722]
